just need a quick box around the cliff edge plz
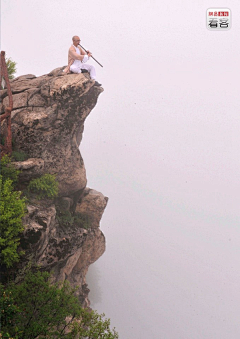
[0,67,106,306]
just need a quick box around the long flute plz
[79,44,103,68]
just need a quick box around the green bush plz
[0,155,20,186]
[0,270,118,339]
[56,210,91,229]
[74,212,91,229]
[6,57,17,80]
[28,174,58,199]
[1,57,17,89]
[12,151,29,162]
[0,289,20,334]
[57,210,74,227]
[0,175,26,268]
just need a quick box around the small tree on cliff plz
[1,56,17,88]
[6,56,17,79]
[0,156,26,268]
[0,175,26,268]
[0,270,119,339]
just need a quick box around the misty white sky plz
[1,1,240,338]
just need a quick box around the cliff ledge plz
[0,67,106,306]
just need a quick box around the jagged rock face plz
[1,68,103,196]
[0,69,106,306]
[21,189,106,306]
[76,188,109,228]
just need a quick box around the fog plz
[2,0,240,338]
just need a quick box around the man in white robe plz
[64,36,101,87]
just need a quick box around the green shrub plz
[6,56,17,80]
[1,57,17,89]
[12,151,29,162]
[56,210,91,229]
[74,212,91,229]
[0,175,26,268]
[0,288,20,331]
[28,174,58,199]
[0,155,19,186]
[57,210,74,227]
[0,270,118,339]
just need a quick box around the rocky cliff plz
[0,67,106,306]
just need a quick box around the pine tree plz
[6,57,17,79]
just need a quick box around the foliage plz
[78,303,118,337]
[0,270,118,339]
[70,310,119,338]
[0,175,26,268]
[0,287,20,338]
[1,57,17,89]
[56,209,90,230]
[11,151,28,162]
[0,155,20,187]
[28,174,58,199]
[73,212,91,229]
[6,57,17,80]
[56,210,74,227]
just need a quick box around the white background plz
[1,1,240,338]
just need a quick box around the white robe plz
[70,45,96,80]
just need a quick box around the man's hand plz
[86,50,92,57]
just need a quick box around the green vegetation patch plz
[11,150,29,162]
[0,270,118,339]
[0,163,26,267]
[57,210,91,229]
[0,155,20,187]
[28,174,59,199]
[73,212,91,229]
[6,57,17,80]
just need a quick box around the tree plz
[0,270,119,339]
[6,56,17,80]
[0,155,20,186]
[0,175,26,268]
[0,155,25,268]
[1,56,17,89]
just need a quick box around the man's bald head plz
[72,36,80,42]
[72,36,80,47]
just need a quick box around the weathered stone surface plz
[3,91,28,109]
[0,89,8,101]
[76,188,109,228]
[13,74,36,80]
[59,197,74,211]
[12,158,45,182]
[21,189,106,306]
[1,68,106,306]
[12,158,44,170]
[2,68,103,196]
[48,66,66,77]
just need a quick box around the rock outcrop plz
[0,68,106,306]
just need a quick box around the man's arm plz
[69,46,86,61]
[79,46,92,60]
